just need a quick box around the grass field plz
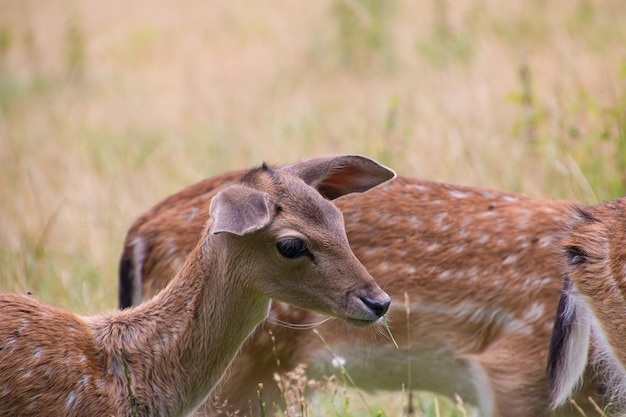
[0,0,625,415]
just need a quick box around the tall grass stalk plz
[120,349,138,417]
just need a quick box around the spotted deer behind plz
[120,166,609,417]
[548,196,626,413]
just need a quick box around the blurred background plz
[0,0,624,413]
[0,0,626,415]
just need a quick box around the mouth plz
[344,316,383,327]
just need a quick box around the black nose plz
[360,295,391,317]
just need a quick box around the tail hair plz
[547,276,591,409]
[118,250,136,309]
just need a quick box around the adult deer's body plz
[0,155,394,417]
[120,167,606,417]
[548,197,626,414]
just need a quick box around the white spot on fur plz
[364,248,378,258]
[66,391,77,409]
[449,190,469,199]
[539,236,553,247]
[439,270,451,279]
[6,338,16,352]
[522,302,544,322]
[501,195,518,202]
[502,317,532,335]
[453,244,466,254]
[435,213,449,230]
[79,374,90,389]
[477,234,490,244]
[427,243,440,252]
[502,255,518,265]
[531,276,553,287]
[467,266,479,280]
[186,206,200,222]
[33,346,42,361]
[407,215,422,227]
[406,265,416,274]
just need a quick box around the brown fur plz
[0,155,393,417]
[120,170,608,417]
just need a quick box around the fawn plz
[0,155,394,417]
[119,163,608,417]
[549,196,626,414]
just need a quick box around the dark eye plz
[565,246,587,266]
[276,238,311,260]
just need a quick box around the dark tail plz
[118,249,136,309]
[547,277,573,383]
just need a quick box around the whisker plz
[265,316,332,330]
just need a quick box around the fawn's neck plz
[95,234,271,416]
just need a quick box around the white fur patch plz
[65,391,77,409]
[449,190,469,199]
[550,293,591,408]
[588,315,626,409]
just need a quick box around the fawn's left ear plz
[281,154,396,200]
[210,185,272,236]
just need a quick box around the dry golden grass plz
[0,0,625,415]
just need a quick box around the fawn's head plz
[561,198,626,295]
[208,155,395,325]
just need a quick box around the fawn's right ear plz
[210,185,272,236]
[281,154,396,200]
